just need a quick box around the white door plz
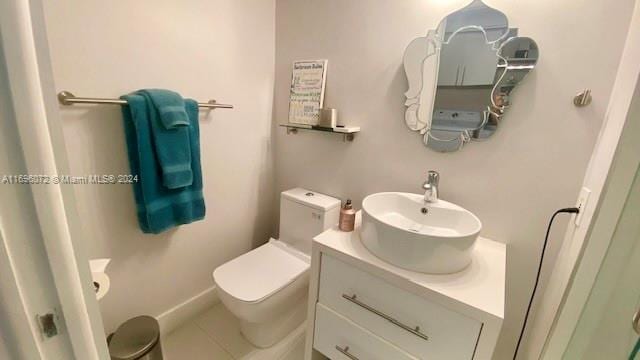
[0,44,75,359]
[0,1,110,358]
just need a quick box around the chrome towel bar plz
[57,91,233,109]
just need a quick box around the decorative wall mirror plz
[404,0,538,152]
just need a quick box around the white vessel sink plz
[360,192,481,274]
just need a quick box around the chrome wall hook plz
[574,89,592,107]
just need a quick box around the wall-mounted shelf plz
[279,123,360,142]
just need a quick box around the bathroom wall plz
[42,0,276,333]
[273,0,635,358]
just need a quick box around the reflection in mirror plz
[441,0,508,43]
[493,37,539,109]
[403,0,538,152]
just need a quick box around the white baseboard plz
[157,286,220,336]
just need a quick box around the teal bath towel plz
[138,89,193,189]
[121,94,205,234]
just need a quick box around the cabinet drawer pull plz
[335,345,359,360]
[342,293,429,341]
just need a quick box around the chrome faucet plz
[422,170,439,203]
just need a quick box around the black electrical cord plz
[513,207,580,360]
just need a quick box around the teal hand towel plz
[121,95,205,234]
[141,89,190,128]
[137,89,192,189]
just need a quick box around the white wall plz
[42,0,276,334]
[273,0,635,358]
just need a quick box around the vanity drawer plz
[318,254,482,359]
[314,303,417,360]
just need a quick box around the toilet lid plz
[213,240,310,303]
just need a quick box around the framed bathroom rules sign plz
[288,60,328,125]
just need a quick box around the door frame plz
[0,223,44,359]
[0,1,109,359]
[522,1,640,357]
[541,50,640,359]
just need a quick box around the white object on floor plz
[213,188,340,348]
[214,241,309,303]
[214,239,310,348]
[89,258,110,300]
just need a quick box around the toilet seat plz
[213,239,310,304]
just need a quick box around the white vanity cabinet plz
[304,215,505,360]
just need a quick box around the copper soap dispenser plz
[339,199,356,232]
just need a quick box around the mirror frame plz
[403,0,538,152]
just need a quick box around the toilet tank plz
[279,188,341,255]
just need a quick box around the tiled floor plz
[162,303,306,360]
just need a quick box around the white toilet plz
[213,188,340,348]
